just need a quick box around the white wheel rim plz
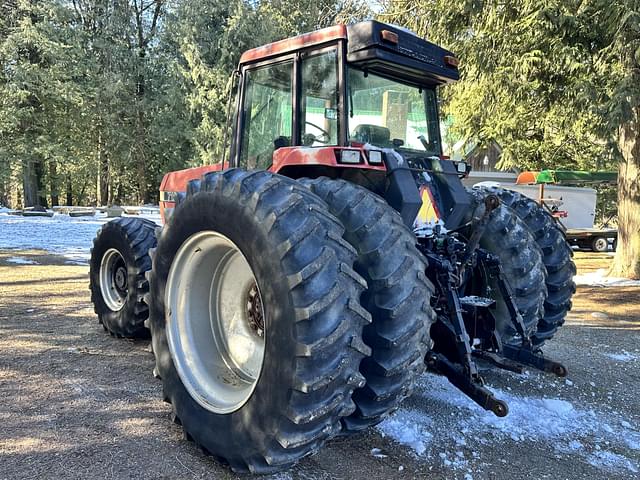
[99,248,128,311]
[165,231,266,414]
[595,238,607,251]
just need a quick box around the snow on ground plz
[0,211,161,264]
[603,351,639,363]
[574,268,640,287]
[377,374,640,475]
[5,256,38,265]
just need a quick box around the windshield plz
[347,68,441,154]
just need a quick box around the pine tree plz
[382,0,640,278]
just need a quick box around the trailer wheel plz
[591,236,609,253]
[147,169,371,473]
[301,178,435,433]
[475,186,576,346]
[89,217,156,337]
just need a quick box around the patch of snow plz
[370,447,388,458]
[568,439,583,451]
[473,181,501,189]
[603,351,639,363]
[574,268,640,287]
[0,211,161,264]
[588,450,639,474]
[381,147,405,166]
[268,473,293,480]
[382,374,640,475]
[377,409,432,455]
[5,256,37,265]
[459,296,494,307]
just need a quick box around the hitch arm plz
[429,254,479,380]
[459,194,500,268]
[426,353,509,417]
[502,344,568,377]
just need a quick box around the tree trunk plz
[99,150,109,206]
[49,160,59,207]
[22,158,37,207]
[96,130,109,206]
[609,106,640,279]
[135,74,149,204]
[66,174,73,206]
[34,158,47,207]
[0,175,6,207]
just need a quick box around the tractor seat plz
[352,124,391,146]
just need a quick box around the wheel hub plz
[99,249,128,311]
[246,282,264,338]
[165,231,266,414]
[114,266,127,291]
[594,238,608,251]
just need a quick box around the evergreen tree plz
[382,0,640,278]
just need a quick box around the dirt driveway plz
[0,250,638,480]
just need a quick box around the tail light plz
[367,150,383,165]
[339,150,362,164]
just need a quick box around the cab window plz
[240,61,293,169]
[300,49,339,146]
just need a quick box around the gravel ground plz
[0,249,638,480]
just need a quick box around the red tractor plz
[89,21,576,473]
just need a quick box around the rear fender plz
[159,164,226,223]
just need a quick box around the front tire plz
[148,169,371,473]
[89,217,156,337]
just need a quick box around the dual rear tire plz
[145,171,434,471]
[89,172,432,472]
[474,186,576,345]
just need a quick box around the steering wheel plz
[304,121,331,145]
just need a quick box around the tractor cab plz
[230,21,459,171]
[161,21,468,227]
[222,20,471,229]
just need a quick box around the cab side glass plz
[239,61,293,169]
[300,49,339,146]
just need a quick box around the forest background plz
[1,0,638,277]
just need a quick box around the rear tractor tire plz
[89,217,157,338]
[468,191,548,346]
[147,169,371,473]
[301,178,435,433]
[475,186,576,346]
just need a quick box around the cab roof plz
[239,25,347,64]
[238,21,459,85]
